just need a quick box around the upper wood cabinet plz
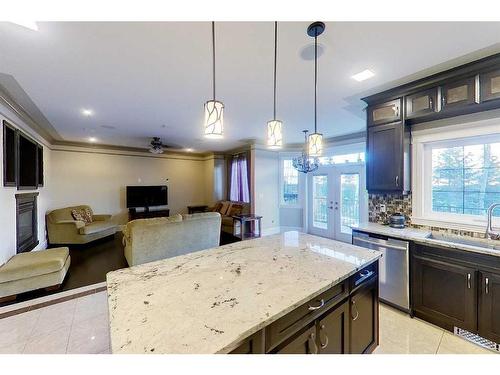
[3,122,17,187]
[405,88,438,118]
[440,76,477,111]
[480,68,500,102]
[367,98,402,126]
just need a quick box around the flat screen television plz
[126,185,168,208]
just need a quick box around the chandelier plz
[292,130,319,173]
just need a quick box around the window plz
[281,159,299,205]
[412,121,500,230]
[431,142,500,217]
[318,152,365,165]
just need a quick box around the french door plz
[307,164,367,242]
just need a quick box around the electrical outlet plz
[380,204,386,213]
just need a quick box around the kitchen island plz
[106,231,381,354]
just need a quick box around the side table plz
[232,214,263,241]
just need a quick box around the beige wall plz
[252,148,280,234]
[0,104,52,265]
[49,149,210,224]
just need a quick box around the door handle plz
[308,332,318,354]
[319,324,329,349]
[467,273,471,289]
[351,299,359,321]
[485,277,489,294]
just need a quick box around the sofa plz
[209,200,250,236]
[122,212,221,267]
[46,205,117,245]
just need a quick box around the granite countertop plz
[106,231,381,354]
[353,222,500,257]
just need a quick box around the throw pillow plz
[228,204,243,217]
[71,208,93,224]
[211,202,223,212]
[219,201,231,215]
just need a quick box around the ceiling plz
[1,22,500,152]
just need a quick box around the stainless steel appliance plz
[352,230,410,312]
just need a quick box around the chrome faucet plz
[486,203,500,240]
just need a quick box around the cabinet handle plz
[467,273,471,289]
[351,300,359,321]
[394,106,399,117]
[395,175,399,187]
[319,324,329,349]
[485,277,489,294]
[308,332,318,354]
[429,97,433,109]
[308,299,325,311]
[442,95,446,107]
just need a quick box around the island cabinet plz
[411,243,500,343]
[230,261,379,354]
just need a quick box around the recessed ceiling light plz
[184,148,194,152]
[10,21,38,31]
[88,137,97,143]
[352,69,375,82]
[82,109,93,117]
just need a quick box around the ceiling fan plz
[149,137,165,154]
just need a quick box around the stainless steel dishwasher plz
[352,230,410,312]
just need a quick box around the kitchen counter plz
[353,222,500,257]
[106,231,381,354]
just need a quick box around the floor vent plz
[454,327,500,352]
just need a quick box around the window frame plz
[412,119,500,231]
[279,153,304,209]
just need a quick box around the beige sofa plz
[209,201,250,235]
[46,205,117,245]
[122,212,221,267]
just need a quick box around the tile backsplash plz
[368,193,486,238]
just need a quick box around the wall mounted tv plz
[126,185,168,209]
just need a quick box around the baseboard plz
[261,226,281,236]
[280,226,304,233]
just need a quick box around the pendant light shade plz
[308,132,323,156]
[307,21,325,157]
[267,119,283,149]
[204,22,224,139]
[267,21,283,149]
[204,100,224,139]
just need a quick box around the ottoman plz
[0,247,71,303]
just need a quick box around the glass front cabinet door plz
[367,98,402,126]
[480,69,500,102]
[441,76,477,110]
[405,88,438,118]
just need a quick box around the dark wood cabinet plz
[367,98,402,126]
[480,69,500,102]
[440,76,477,111]
[405,88,438,118]
[275,326,318,354]
[317,300,349,354]
[230,331,265,354]
[412,249,477,332]
[367,122,409,193]
[478,271,500,343]
[349,276,379,354]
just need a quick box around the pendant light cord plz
[212,21,216,101]
[273,21,277,120]
[314,32,318,133]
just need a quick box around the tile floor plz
[0,293,494,354]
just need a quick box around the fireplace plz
[15,192,39,253]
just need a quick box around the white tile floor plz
[0,293,495,354]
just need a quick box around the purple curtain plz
[229,154,250,203]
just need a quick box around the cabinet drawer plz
[265,280,348,351]
[350,261,378,292]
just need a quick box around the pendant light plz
[204,22,224,139]
[267,21,283,149]
[307,22,325,157]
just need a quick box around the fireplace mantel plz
[15,192,39,253]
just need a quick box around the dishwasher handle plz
[353,236,408,251]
